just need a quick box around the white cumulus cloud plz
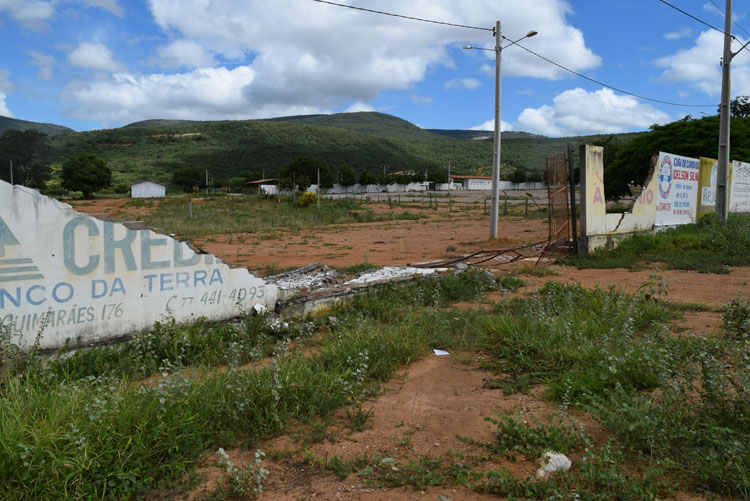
[663,27,692,40]
[78,0,124,17]
[69,42,127,73]
[134,0,600,119]
[654,30,750,97]
[0,0,54,30]
[63,66,291,123]
[516,88,670,137]
[156,39,216,68]
[444,78,481,90]
[0,92,14,117]
[344,102,376,113]
[0,68,13,93]
[27,50,56,79]
[469,118,512,132]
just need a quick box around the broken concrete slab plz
[0,181,277,349]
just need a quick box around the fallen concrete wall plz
[0,180,277,349]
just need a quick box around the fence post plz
[567,143,579,254]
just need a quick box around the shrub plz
[298,191,318,207]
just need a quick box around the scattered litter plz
[433,349,450,356]
[328,316,338,326]
[253,303,267,315]
[344,266,445,286]
[535,452,571,478]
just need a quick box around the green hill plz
[42,112,641,188]
[0,115,74,136]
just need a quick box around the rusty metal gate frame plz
[537,152,572,264]
[413,150,575,269]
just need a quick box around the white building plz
[450,175,493,191]
[131,180,166,198]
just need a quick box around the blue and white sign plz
[0,180,277,349]
[655,152,699,227]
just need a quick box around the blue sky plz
[0,0,748,136]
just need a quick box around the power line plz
[658,0,734,38]
[709,0,750,38]
[311,0,719,108]
[311,0,492,32]
[512,40,718,107]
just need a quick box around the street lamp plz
[464,25,537,240]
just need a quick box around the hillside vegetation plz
[0,115,73,136]
[5,112,640,189]
[605,115,750,198]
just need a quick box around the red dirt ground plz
[71,196,743,500]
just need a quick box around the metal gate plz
[539,152,573,263]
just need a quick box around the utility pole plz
[489,20,502,240]
[317,168,320,208]
[717,0,732,222]
[205,169,209,194]
[9,160,13,185]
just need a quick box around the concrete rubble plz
[343,266,444,286]
[270,265,448,316]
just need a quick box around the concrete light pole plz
[490,20,502,240]
[464,25,537,240]
[717,0,732,222]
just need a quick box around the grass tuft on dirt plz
[562,212,750,273]
[1,271,749,499]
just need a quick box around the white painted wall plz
[0,180,277,349]
[131,181,166,198]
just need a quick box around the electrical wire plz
[311,0,492,31]
[709,0,750,38]
[658,0,735,38]
[511,40,718,107]
[311,0,719,108]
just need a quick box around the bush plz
[298,192,318,207]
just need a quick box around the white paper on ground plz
[433,349,450,356]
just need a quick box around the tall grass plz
[1,272,748,498]
[563,212,750,273]
[0,271,495,499]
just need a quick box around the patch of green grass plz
[512,263,560,277]
[2,271,748,499]
[139,196,402,239]
[0,272,492,499]
[563,212,750,273]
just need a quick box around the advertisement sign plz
[730,160,750,213]
[655,152,699,226]
[697,157,717,218]
[0,181,277,349]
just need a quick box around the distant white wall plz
[131,181,166,198]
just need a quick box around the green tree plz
[427,169,447,184]
[281,157,334,191]
[61,154,112,198]
[358,170,377,186]
[0,129,51,188]
[604,115,750,199]
[510,168,527,184]
[718,95,750,117]
[172,166,205,192]
[339,164,357,193]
